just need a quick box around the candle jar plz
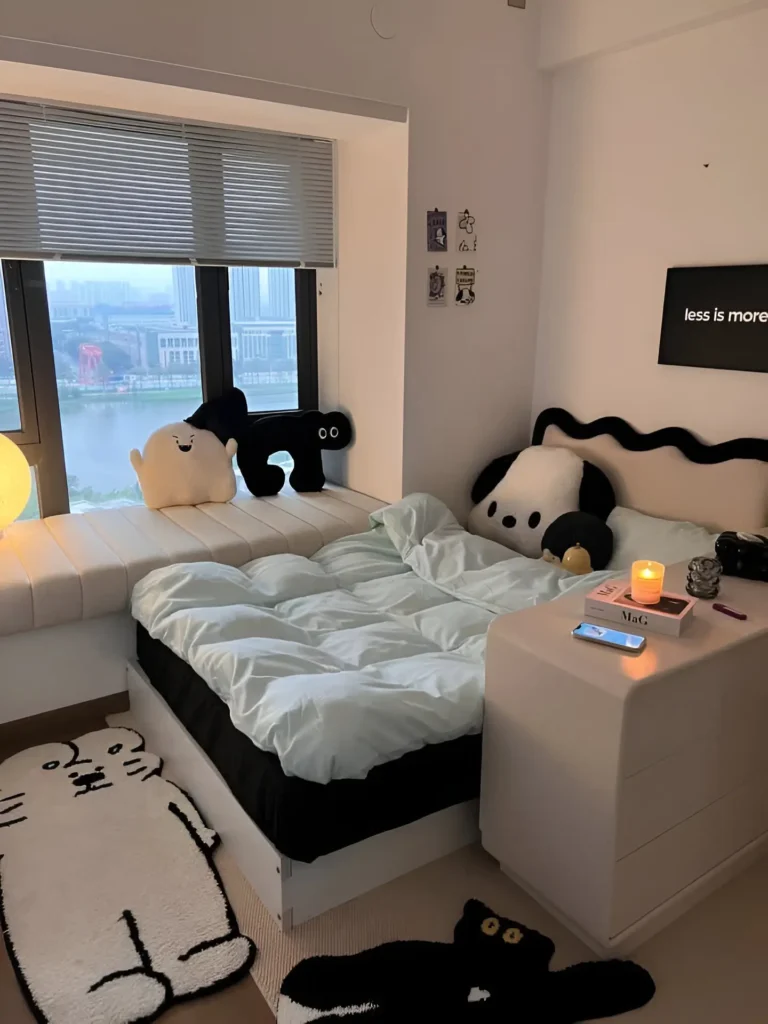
[631,560,665,606]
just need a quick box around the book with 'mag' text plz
[584,579,696,636]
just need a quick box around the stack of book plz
[584,579,696,636]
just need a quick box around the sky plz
[43,261,173,291]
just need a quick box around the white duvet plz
[132,494,615,784]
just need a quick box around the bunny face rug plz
[130,423,238,509]
[0,727,256,1024]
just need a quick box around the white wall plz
[0,0,550,516]
[539,0,768,68]
[533,7,768,443]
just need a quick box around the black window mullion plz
[16,261,70,516]
[196,266,233,402]
[296,269,318,411]
[2,260,40,446]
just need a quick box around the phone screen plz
[572,622,645,650]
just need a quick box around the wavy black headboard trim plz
[532,408,768,465]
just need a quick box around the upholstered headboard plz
[532,410,768,534]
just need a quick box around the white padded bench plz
[0,485,385,637]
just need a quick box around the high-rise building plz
[262,268,295,321]
[230,267,260,321]
[82,280,131,306]
[172,266,197,326]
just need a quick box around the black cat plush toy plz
[238,409,352,496]
[186,388,352,496]
[278,899,655,1023]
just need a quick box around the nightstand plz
[480,562,768,954]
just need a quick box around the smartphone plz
[572,622,646,653]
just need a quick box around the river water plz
[59,387,295,497]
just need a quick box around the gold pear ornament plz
[561,543,593,576]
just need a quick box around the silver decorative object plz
[686,556,722,599]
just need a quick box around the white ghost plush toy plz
[130,422,238,509]
[0,727,255,1024]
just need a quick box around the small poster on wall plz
[456,209,477,253]
[427,209,448,252]
[455,266,476,306]
[427,266,448,307]
[659,265,768,373]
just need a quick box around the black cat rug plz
[277,899,655,1023]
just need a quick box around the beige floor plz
[222,840,768,1021]
[4,715,768,1022]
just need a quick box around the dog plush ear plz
[186,387,249,447]
[579,461,616,522]
[471,452,519,505]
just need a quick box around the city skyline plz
[43,264,296,323]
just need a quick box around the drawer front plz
[613,775,768,936]
[621,638,766,778]
[618,719,768,857]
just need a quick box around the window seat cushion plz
[0,485,384,636]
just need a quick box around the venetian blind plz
[0,99,335,267]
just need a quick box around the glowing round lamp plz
[0,434,32,535]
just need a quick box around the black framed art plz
[658,264,768,374]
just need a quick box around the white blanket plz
[132,494,614,784]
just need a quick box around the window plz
[43,261,203,510]
[0,278,19,432]
[0,98,332,517]
[0,261,318,514]
[229,267,299,411]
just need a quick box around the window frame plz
[0,260,319,517]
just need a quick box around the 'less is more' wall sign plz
[659,264,768,374]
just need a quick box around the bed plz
[127,408,768,930]
[136,623,481,864]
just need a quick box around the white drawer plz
[621,640,766,777]
[612,774,768,936]
[617,719,768,857]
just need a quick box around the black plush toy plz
[542,511,614,574]
[186,387,249,448]
[468,444,616,570]
[238,410,352,496]
[186,389,352,496]
[277,899,655,1023]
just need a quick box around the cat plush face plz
[454,899,556,971]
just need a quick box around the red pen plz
[713,603,748,621]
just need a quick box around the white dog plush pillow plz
[130,422,238,509]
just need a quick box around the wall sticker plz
[427,209,448,252]
[455,266,476,306]
[456,209,477,253]
[427,266,448,307]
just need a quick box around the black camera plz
[715,531,768,583]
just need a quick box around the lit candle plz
[631,560,665,606]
